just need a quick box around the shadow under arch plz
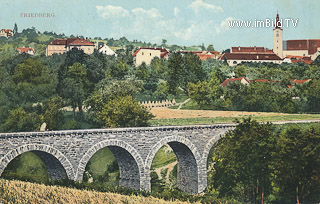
[145,136,202,194]
[76,139,144,190]
[0,144,75,180]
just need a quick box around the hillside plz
[0,179,198,204]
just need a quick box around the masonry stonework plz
[0,124,235,194]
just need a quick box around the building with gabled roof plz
[46,38,95,56]
[273,13,320,60]
[283,55,313,64]
[220,77,250,88]
[17,47,35,55]
[180,51,220,61]
[288,79,312,88]
[98,44,117,56]
[0,29,14,38]
[132,47,169,66]
[219,53,283,66]
[232,47,274,54]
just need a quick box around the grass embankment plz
[150,115,320,126]
[0,179,196,204]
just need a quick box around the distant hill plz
[0,26,208,58]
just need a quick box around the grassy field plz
[150,115,320,126]
[0,179,197,204]
[151,145,176,169]
[84,147,119,185]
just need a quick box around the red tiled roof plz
[291,59,313,65]
[286,39,320,55]
[67,38,94,46]
[221,77,249,87]
[181,51,220,61]
[49,38,94,46]
[231,47,273,54]
[285,55,313,64]
[17,47,34,53]
[249,79,281,83]
[219,53,282,61]
[132,47,169,57]
[288,79,311,88]
[2,29,13,33]
[308,39,320,55]
[286,40,308,51]
[290,79,311,84]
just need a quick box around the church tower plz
[273,13,283,58]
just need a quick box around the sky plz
[0,0,319,51]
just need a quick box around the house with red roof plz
[0,29,14,38]
[219,53,283,66]
[288,79,311,88]
[46,38,95,56]
[180,51,220,61]
[221,77,310,88]
[132,47,169,66]
[220,77,250,88]
[17,47,35,55]
[283,55,313,65]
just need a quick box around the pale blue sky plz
[0,0,319,50]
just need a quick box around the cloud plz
[96,4,225,45]
[132,8,162,18]
[189,0,223,14]
[96,5,129,19]
[215,17,238,34]
[174,7,180,17]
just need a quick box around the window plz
[233,61,237,65]
[150,53,152,56]
[276,34,279,37]
[142,52,144,55]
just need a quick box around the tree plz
[43,96,64,130]
[212,118,275,203]
[305,79,320,112]
[183,52,205,87]
[59,63,89,114]
[273,125,320,203]
[161,39,167,47]
[135,62,150,80]
[13,23,18,34]
[97,95,154,128]
[201,43,206,51]
[2,107,41,132]
[12,58,54,104]
[234,65,247,78]
[207,44,215,51]
[109,61,128,79]
[188,74,223,107]
[167,52,184,94]
[86,79,143,125]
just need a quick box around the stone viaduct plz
[0,124,236,194]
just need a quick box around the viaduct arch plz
[0,124,234,194]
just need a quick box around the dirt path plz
[151,107,290,119]
[154,161,177,182]
[178,98,191,110]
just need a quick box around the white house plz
[98,44,117,56]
